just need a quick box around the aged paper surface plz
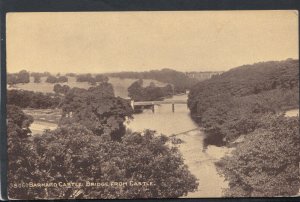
[6,11,299,199]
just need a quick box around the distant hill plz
[105,68,199,94]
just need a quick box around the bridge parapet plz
[131,100,187,112]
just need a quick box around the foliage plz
[95,74,109,83]
[30,72,51,77]
[7,106,198,199]
[45,75,58,83]
[76,74,109,85]
[76,74,96,84]
[7,90,60,109]
[60,83,132,140]
[46,75,68,83]
[188,59,299,145]
[216,115,300,197]
[66,73,77,77]
[57,76,68,83]
[7,70,30,85]
[31,72,51,83]
[188,59,300,197]
[33,75,41,83]
[7,105,39,199]
[106,68,198,93]
[128,79,173,101]
[53,84,71,95]
[10,126,197,199]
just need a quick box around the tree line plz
[7,81,198,199]
[7,70,30,85]
[7,70,70,84]
[76,74,109,85]
[105,68,198,93]
[188,59,299,197]
[7,90,60,109]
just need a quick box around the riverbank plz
[175,130,232,197]
[126,94,231,197]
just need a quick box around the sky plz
[6,10,298,73]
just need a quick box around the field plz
[8,76,167,98]
[23,108,61,135]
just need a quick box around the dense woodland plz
[188,59,299,196]
[7,81,198,199]
[106,68,198,94]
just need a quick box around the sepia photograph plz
[5,10,299,199]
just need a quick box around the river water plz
[126,94,231,197]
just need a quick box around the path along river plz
[126,94,232,197]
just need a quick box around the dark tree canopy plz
[7,70,30,85]
[57,76,68,83]
[53,84,70,95]
[95,74,109,83]
[33,75,41,83]
[26,127,198,199]
[7,105,38,198]
[7,84,198,199]
[45,75,68,83]
[128,79,173,101]
[60,83,132,140]
[188,59,300,197]
[216,116,300,197]
[7,90,60,109]
[45,75,58,83]
[188,59,299,145]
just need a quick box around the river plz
[126,94,231,197]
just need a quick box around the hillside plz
[188,59,299,144]
[188,59,299,197]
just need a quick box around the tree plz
[106,68,198,93]
[95,74,109,83]
[216,115,300,197]
[7,105,38,198]
[30,126,198,199]
[7,74,18,85]
[62,85,71,94]
[57,76,68,83]
[53,84,63,94]
[17,70,30,83]
[128,79,169,102]
[46,75,58,83]
[33,75,41,83]
[66,73,76,77]
[128,79,144,101]
[8,90,60,109]
[76,74,94,83]
[60,83,132,140]
[7,70,30,85]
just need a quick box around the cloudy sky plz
[6,10,298,73]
